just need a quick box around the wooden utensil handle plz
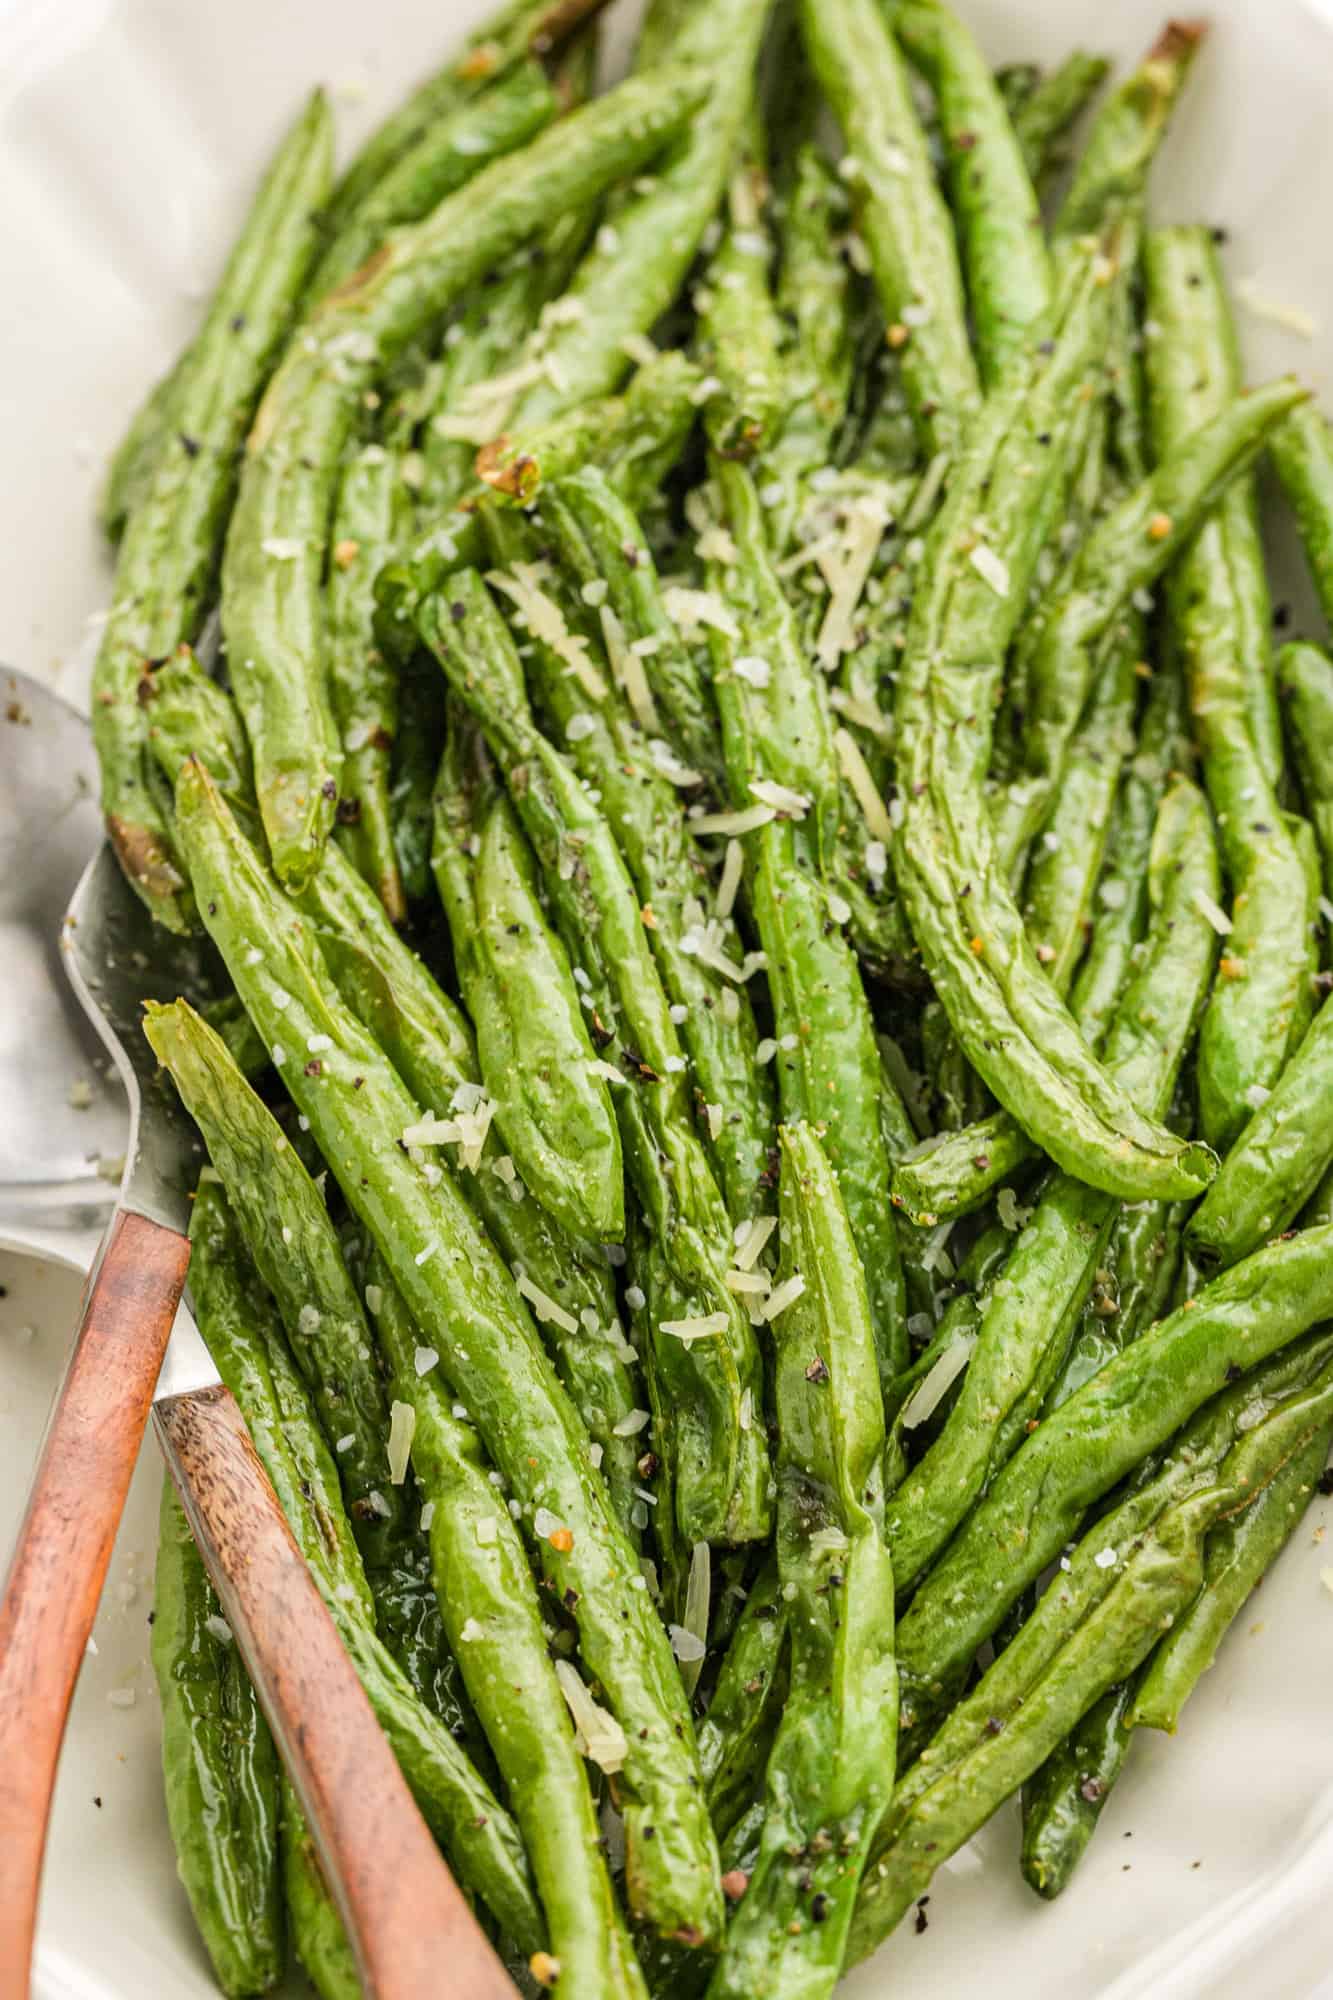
[0,1210,190,1999]
[154,1384,518,2000]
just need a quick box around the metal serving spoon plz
[0,669,516,2000]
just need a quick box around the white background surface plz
[4,1,1333,1994]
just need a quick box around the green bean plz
[1145,227,1314,1149]
[221,64,704,892]
[1133,1423,1333,1734]
[1013,52,1110,186]
[1070,663,1190,1042]
[764,143,855,549]
[475,349,704,510]
[381,348,702,636]
[175,1156,540,1946]
[995,62,1041,121]
[501,0,772,427]
[366,1253,648,1995]
[995,373,1305,880]
[695,115,786,463]
[281,1782,360,2000]
[1023,633,1139,994]
[1271,404,1333,629]
[152,1007,406,1560]
[891,1224,1333,1742]
[1045,1187,1186,1413]
[894,0,1051,386]
[312,63,558,298]
[325,0,611,227]
[894,660,1189,1225]
[102,0,602,536]
[144,647,637,1494]
[93,90,332,931]
[1142,225,1284,780]
[705,1126,897,1999]
[172,764,724,1944]
[892,244,1214,1202]
[886,778,1216,1593]
[198,991,271,1082]
[539,468,722,788]
[1280,640,1333,892]
[326,441,408,923]
[415,214,595,516]
[295,818,647,1534]
[431,704,625,1242]
[709,459,907,1385]
[511,488,774,1223]
[1189,994,1333,1268]
[420,568,769,1548]
[152,1479,283,1996]
[799,0,978,457]
[1055,22,1205,237]
[694,1558,790,1843]
[1020,1679,1137,1899]
[851,1333,1333,1957]
[98,349,188,543]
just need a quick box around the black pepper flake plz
[320,778,337,801]
[1274,602,1291,630]
[1318,1468,1333,1496]
[983,1715,1003,1737]
[93,1796,103,1809]
[178,432,200,458]
[563,1587,579,1610]
[1211,224,1229,244]
[304,1059,323,1077]
[207,900,217,917]
[230,312,247,333]
[811,1892,830,1924]
[805,1354,830,1384]
[353,1076,365,1090]
[336,796,362,825]
[914,1901,929,1934]
[1225,1362,1243,1382]
[450,600,467,623]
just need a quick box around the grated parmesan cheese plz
[387,1401,416,1484]
[659,1311,729,1342]
[834,728,896,843]
[762,1272,806,1322]
[515,1271,580,1335]
[900,1335,976,1429]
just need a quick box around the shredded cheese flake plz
[600,604,661,732]
[659,1311,729,1342]
[387,1401,416,1484]
[488,564,607,699]
[762,1272,806,1322]
[1194,888,1233,935]
[716,839,745,921]
[734,1214,777,1271]
[662,585,740,641]
[968,544,1010,597]
[834,728,896,843]
[750,777,811,818]
[555,1660,629,1773]
[689,801,776,837]
[901,1335,976,1429]
[515,1271,580,1336]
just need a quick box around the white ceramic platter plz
[4,0,1333,1993]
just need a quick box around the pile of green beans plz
[85,4,1333,1994]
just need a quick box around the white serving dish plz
[4,0,1333,1992]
